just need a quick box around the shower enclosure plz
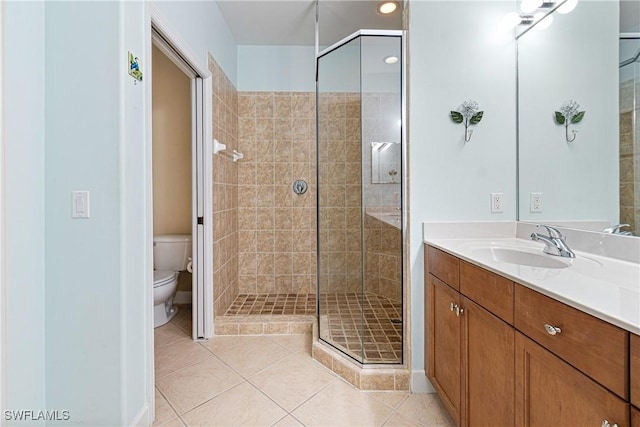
[316,30,405,364]
[620,36,640,236]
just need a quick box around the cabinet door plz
[426,274,461,425]
[632,407,640,427]
[632,334,640,407]
[461,296,515,427]
[515,332,629,427]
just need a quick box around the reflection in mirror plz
[620,37,640,236]
[371,141,401,184]
[517,1,640,236]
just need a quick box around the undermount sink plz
[473,247,571,269]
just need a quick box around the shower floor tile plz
[222,292,402,363]
[224,293,317,316]
[319,292,403,364]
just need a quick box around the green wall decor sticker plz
[128,52,143,82]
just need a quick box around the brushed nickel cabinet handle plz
[602,419,618,427]
[450,302,456,312]
[544,324,562,336]
[455,306,464,317]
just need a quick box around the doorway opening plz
[150,26,213,341]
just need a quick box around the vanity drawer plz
[514,284,628,399]
[632,334,640,408]
[426,246,459,290]
[460,261,513,325]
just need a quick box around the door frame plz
[0,0,6,418]
[145,3,214,421]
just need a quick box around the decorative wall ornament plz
[450,99,484,143]
[555,99,585,142]
[128,52,143,83]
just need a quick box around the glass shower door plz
[317,32,404,365]
[317,36,365,362]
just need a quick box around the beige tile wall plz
[210,55,239,316]
[619,79,639,235]
[317,93,362,293]
[237,92,317,295]
[364,214,402,302]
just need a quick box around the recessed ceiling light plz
[384,56,399,64]
[378,1,398,15]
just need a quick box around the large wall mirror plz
[517,0,640,236]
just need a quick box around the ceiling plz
[216,1,638,47]
[216,0,404,46]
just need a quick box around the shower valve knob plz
[293,179,308,195]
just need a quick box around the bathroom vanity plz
[423,227,640,427]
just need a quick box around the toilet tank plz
[153,234,192,271]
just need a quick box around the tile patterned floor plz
[223,292,402,363]
[154,312,453,427]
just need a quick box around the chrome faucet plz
[530,225,576,258]
[603,224,633,236]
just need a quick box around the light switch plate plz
[72,191,90,218]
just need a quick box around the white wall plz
[408,1,517,391]
[44,2,125,423]
[154,0,238,84]
[518,1,619,224]
[3,0,47,413]
[1,0,239,423]
[238,45,316,92]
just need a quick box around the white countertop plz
[424,236,640,335]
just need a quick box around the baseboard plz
[174,291,192,305]
[130,405,150,427]
[411,370,436,393]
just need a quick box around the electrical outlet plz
[491,193,504,213]
[530,192,543,213]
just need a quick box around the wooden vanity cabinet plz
[425,247,515,426]
[460,296,514,427]
[632,334,640,427]
[425,244,633,427]
[632,334,640,408]
[515,332,629,427]
[515,284,628,399]
[425,274,461,424]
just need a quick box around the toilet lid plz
[153,270,177,288]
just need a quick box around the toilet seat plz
[153,270,178,288]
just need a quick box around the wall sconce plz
[502,13,534,29]
[554,100,585,143]
[450,100,484,143]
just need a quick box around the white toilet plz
[153,234,192,328]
